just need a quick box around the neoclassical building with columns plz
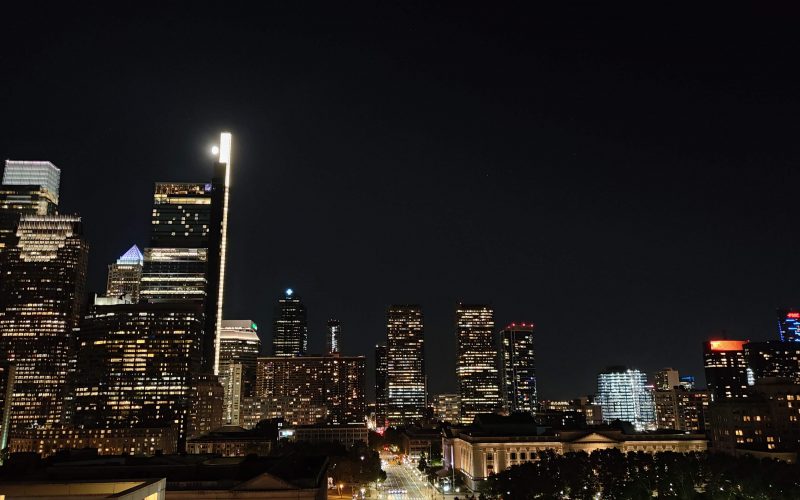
[443,415,707,491]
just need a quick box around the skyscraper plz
[272,289,308,357]
[777,309,800,342]
[219,320,261,425]
[0,215,88,430]
[0,161,59,254]
[703,339,750,401]
[106,244,143,302]
[744,340,800,384]
[140,132,232,374]
[596,366,656,431]
[72,302,204,442]
[654,368,680,391]
[499,323,537,414]
[456,304,501,424]
[386,305,426,425]
[375,344,388,428]
[327,318,341,354]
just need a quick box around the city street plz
[380,462,434,500]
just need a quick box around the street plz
[380,462,434,500]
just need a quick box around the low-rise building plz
[443,414,707,491]
[9,426,179,457]
[0,478,165,499]
[281,423,369,446]
[401,427,442,459]
[433,394,461,424]
[186,425,274,457]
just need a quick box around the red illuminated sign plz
[708,340,747,352]
[786,312,800,319]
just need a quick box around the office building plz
[0,215,88,431]
[703,339,751,401]
[0,362,15,457]
[709,378,800,462]
[539,397,603,427]
[187,373,224,439]
[745,340,800,384]
[272,289,308,357]
[327,318,341,354]
[9,427,179,457]
[499,322,537,414]
[255,355,366,426]
[433,393,461,424]
[219,320,261,425]
[777,309,800,343]
[386,305,426,425]
[0,161,60,254]
[105,244,143,302]
[72,302,204,445]
[654,384,710,433]
[456,304,501,424]
[142,132,232,374]
[596,366,656,431]
[654,368,680,390]
[375,344,388,428]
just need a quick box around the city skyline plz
[3,5,800,401]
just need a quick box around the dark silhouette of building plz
[326,318,341,354]
[375,344,388,428]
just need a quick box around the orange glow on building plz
[708,340,747,351]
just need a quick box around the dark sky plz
[2,4,800,399]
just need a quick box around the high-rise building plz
[456,304,501,424]
[2,161,60,199]
[0,362,15,458]
[0,215,88,431]
[141,132,232,374]
[499,322,537,415]
[375,344,388,428]
[386,305,426,425]
[72,302,204,445]
[255,355,366,426]
[327,319,341,354]
[654,368,680,391]
[596,366,656,431]
[187,373,224,439]
[0,161,59,255]
[272,289,308,357]
[219,320,261,425]
[106,244,143,302]
[703,339,751,401]
[777,309,800,342]
[654,377,710,434]
[433,393,461,424]
[745,341,800,384]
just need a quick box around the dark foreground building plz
[0,452,328,499]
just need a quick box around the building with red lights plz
[703,339,750,401]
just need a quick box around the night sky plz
[2,4,800,399]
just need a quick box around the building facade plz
[499,323,537,415]
[327,318,340,354]
[745,341,800,384]
[433,393,461,424]
[0,161,60,254]
[0,215,88,431]
[72,302,204,445]
[456,304,501,424]
[9,426,179,457]
[106,244,143,302]
[777,309,800,343]
[255,354,366,426]
[386,305,426,425]
[703,340,751,401]
[271,289,308,357]
[375,344,388,428]
[596,367,655,431]
[219,320,261,425]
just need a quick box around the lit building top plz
[3,160,60,203]
[116,244,144,265]
[777,309,800,342]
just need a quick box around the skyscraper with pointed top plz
[106,245,143,302]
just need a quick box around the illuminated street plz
[380,462,434,500]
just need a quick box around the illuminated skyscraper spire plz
[213,132,232,375]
